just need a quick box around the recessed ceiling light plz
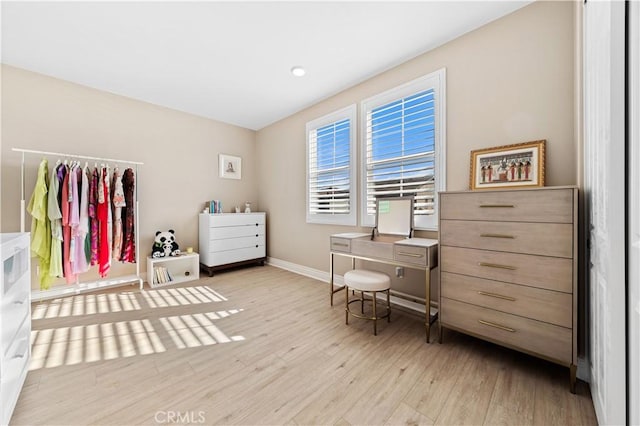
[291,66,306,77]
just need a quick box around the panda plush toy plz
[151,230,181,258]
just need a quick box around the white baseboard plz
[31,274,143,302]
[266,256,344,286]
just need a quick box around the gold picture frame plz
[469,140,546,190]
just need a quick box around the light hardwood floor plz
[13,266,597,425]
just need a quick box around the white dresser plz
[199,213,266,276]
[1,233,31,425]
[439,187,578,392]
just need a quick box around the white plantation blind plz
[306,105,357,225]
[361,70,446,230]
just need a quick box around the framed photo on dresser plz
[469,139,545,190]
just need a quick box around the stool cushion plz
[344,269,391,292]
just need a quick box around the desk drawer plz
[440,188,574,223]
[440,246,573,293]
[440,220,573,258]
[394,245,427,266]
[351,239,393,260]
[441,272,572,327]
[330,237,351,253]
[441,298,572,364]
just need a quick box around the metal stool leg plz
[345,285,349,325]
[387,289,391,322]
[372,290,377,336]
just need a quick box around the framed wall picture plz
[469,140,546,190]
[219,154,242,180]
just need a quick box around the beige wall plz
[256,1,576,299]
[1,65,258,290]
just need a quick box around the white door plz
[583,1,626,424]
[629,1,640,424]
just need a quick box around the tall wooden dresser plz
[438,186,578,392]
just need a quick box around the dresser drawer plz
[441,298,572,364]
[208,235,265,252]
[440,246,573,293]
[1,281,30,349]
[441,272,572,327]
[201,246,265,267]
[1,316,30,419]
[210,224,265,240]
[440,220,573,258]
[330,237,352,253]
[207,213,265,227]
[393,245,427,266]
[440,188,574,223]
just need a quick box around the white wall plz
[1,65,258,290]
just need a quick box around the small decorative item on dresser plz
[469,140,546,190]
[244,202,251,213]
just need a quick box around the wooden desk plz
[329,233,438,342]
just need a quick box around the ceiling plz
[1,1,531,131]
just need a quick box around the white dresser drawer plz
[440,188,574,223]
[210,224,265,240]
[441,246,573,293]
[1,281,30,351]
[208,235,266,252]
[201,246,266,267]
[441,298,572,364]
[1,316,30,424]
[440,220,573,258]
[206,213,265,227]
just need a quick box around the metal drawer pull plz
[478,291,516,302]
[478,319,515,332]
[332,243,349,247]
[479,262,517,270]
[397,252,424,258]
[479,204,515,208]
[480,233,515,239]
[12,351,26,359]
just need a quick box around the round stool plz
[344,269,391,335]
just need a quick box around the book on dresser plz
[438,186,578,392]
[199,212,267,277]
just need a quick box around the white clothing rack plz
[12,147,145,297]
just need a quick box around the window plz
[306,104,357,225]
[361,69,446,230]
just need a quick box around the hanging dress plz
[120,168,136,263]
[71,166,89,274]
[61,165,77,284]
[47,163,64,278]
[89,167,99,266]
[111,168,126,260]
[97,166,111,277]
[83,165,92,265]
[27,158,53,290]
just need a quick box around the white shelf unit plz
[146,253,200,288]
[1,232,31,426]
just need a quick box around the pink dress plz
[61,168,77,284]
